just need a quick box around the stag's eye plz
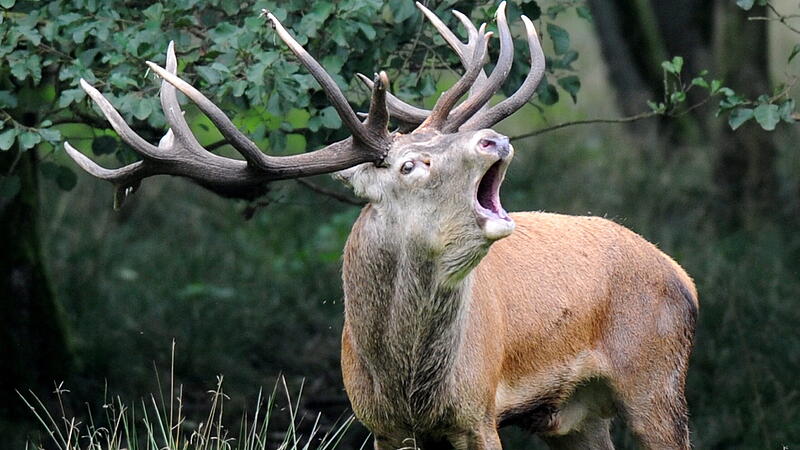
[400,160,415,175]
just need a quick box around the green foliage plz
[644,53,797,133]
[0,0,597,204]
[727,0,800,130]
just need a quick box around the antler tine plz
[416,24,491,131]
[157,42,213,156]
[443,2,513,132]
[63,141,149,208]
[462,15,545,131]
[356,73,428,130]
[64,141,146,183]
[78,79,165,161]
[146,58,272,170]
[362,3,492,129]
[365,71,390,133]
[263,10,387,149]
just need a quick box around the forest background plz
[1,0,799,448]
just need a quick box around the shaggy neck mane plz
[341,205,480,426]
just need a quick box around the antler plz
[356,1,544,133]
[65,13,391,208]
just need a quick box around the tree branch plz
[295,179,364,206]
[511,111,657,140]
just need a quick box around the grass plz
[20,345,364,450]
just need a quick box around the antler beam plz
[65,15,391,207]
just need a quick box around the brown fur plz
[341,211,697,449]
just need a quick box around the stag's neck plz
[342,206,489,422]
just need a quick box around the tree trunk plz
[0,148,73,418]
[589,0,778,225]
[588,0,713,144]
[712,1,777,228]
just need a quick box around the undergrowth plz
[20,345,363,450]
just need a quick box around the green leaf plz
[753,103,780,130]
[546,4,567,18]
[38,127,61,143]
[521,1,541,20]
[92,135,118,155]
[710,79,722,94]
[319,106,342,129]
[142,3,164,21]
[10,58,29,81]
[210,62,231,73]
[670,91,687,104]
[557,75,581,103]
[0,127,17,150]
[728,108,754,130]
[779,99,796,123]
[391,0,418,22]
[58,88,86,108]
[576,5,593,22]
[18,131,42,150]
[231,80,247,97]
[357,22,376,40]
[0,0,16,8]
[662,56,683,75]
[790,44,800,63]
[195,65,221,85]
[0,90,17,108]
[736,0,755,10]
[691,77,709,88]
[671,56,683,74]
[133,98,153,120]
[321,54,345,74]
[536,78,559,105]
[286,108,310,129]
[0,175,20,200]
[547,23,570,55]
[647,100,666,114]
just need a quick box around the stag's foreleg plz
[540,416,614,449]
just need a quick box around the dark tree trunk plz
[0,148,73,418]
[712,1,777,228]
[588,0,778,225]
[587,0,660,137]
[588,0,714,143]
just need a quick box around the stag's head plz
[338,129,515,247]
[335,3,543,250]
[64,3,543,251]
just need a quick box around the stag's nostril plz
[479,137,510,158]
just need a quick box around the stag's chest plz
[341,314,484,437]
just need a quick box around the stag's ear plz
[333,164,383,203]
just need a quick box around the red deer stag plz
[65,3,698,449]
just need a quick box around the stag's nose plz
[478,136,511,158]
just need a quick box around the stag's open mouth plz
[476,161,510,219]
[475,158,514,240]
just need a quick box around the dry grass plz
[20,345,363,450]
